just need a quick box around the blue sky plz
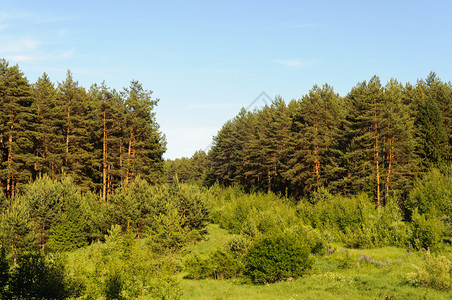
[1,0,452,159]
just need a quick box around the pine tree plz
[122,81,166,184]
[265,98,291,193]
[0,198,36,266]
[381,79,418,202]
[333,77,384,204]
[230,108,260,189]
[89,83,125,200]
[0,60,37,196]
[57,71,94,190]
[207,120,237,186]
[285,84,343,196]
[254,106,275,191]
[424,72,452,162]
[416,96,448,168]
[33,73,63,178]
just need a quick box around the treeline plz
[164,150,208,184]
[205,73,452,204]
[0,59,165,199]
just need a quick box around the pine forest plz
[0,59,451,299]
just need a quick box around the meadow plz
[180,224,452,300]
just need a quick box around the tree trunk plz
[375,142,380,206]
[314,124,320,186]
[267,167,271,191]
[374,101,381,206]
[385,139,393,205]
[126,130,134,183]
[102,111,107,202]
[13,245,17,267]
[6,130,13,196]
[107,163,112,198]
[66,105,71,166]
[119,143,123,184]
[314,146,320,186]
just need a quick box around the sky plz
[1,0,452,159]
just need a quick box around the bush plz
[309,186,334,205]
[211,190,299,238]
[68,228,181,299]
[209,250,240,279]
[299,194,410,249]
[107,181,209,244]
[406,168,452,221]
[184,250,241,280]
[8,252,80,299]
[224,235,251,258]
[183,254,211,280]
[410,208,443,250]
[47,216,87,252]
[243,234,312,284]
[0,247,9,298]
[407,250,452,291]
[104,272,124,300]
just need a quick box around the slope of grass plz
[180,224,452,300]
[187,224,235,256]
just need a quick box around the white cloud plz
[0,34,75,63]
[273,59,316,68]
[4,54,41,62]
[2,38,40,53]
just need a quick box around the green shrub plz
[8,252,80,299]
[0,247,9,298]
[47,216,87,252]
[107,181,209,244]
[184,254,211,280]
[310,186,334,205]
[168,183,210,236]
[68,228,181,299]
[299,194,410,249]
[407,250,452,291]
[411,208,443,250]
[287,224,326,254]
[104,272,124,300]
[209,250,240,279]
[184,250,241,280]
[297,193,372,234]
[212,190,299,238]
[243,234,312,284]
[406,168,452,221]
[335,251,355,270]
[224,235,251,258]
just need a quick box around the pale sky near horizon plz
[1,0,452,159]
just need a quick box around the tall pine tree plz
[33,73,62,178]
[122,81,165,184]
[0,60,37,197]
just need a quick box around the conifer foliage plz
[0,60,166,196]
[207,73,452,202]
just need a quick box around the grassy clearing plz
[180,225,452,300]
[187,224,234,256]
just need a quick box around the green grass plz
[187,224,235,256]
[180,225,452,300]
